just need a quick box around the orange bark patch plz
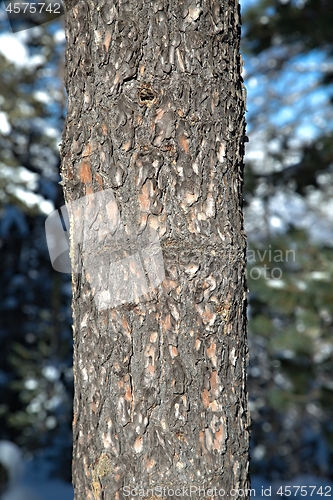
[80,162,92,184]
[104,31,112,51]
[124,383,132,402]
[150,332,158,343]
[207,342,217,367]
[161,314,171,332]
[122,140,132,151]
[202,305,216,325]
[121,317,131,336]
[106,200,119,229]
[155,108,165,122]
[162,280,178,294]
[79,161,93,194]
[183,191,197,206]
[179,134,189,154]
[114,71,121,85]
[82,143,92,157]
[169,346,178,358]
[129,258,140,275]
[146,458,155,471]
[138,213,148,230]
[209,400,218,412]
[134,436,143,454]
[201,388,210,408]
[199,430,205,444]
[138,183,151,212]
[210,371,219,396]
[213,427,224,451]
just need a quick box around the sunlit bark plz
[61,0,250,498]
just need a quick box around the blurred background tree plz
[0,0,332,488]
[0,13,73,481]
[242,0,333,480]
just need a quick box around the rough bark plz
[61,0,250,498]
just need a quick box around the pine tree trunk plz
[61,0,250,498]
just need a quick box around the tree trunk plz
[61,0,250,498]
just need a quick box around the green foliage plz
[243,0,333,56]
[248,235,333,406]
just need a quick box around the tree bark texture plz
[61,0,250,498]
